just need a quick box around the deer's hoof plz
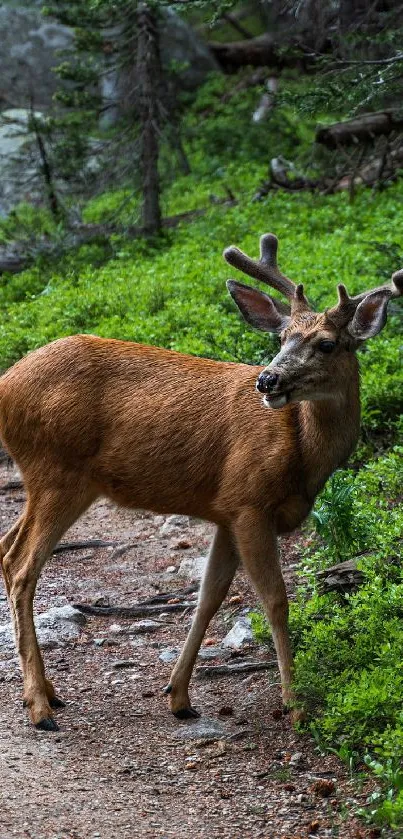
[35,716,60,732]
[173,706,201,720]
[50,696,66,709]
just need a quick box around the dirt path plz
[0,465,386,839]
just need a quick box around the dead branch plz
[73,600,196,618]
[140,584,199,605]
[196,660,277,679]
[53,539,117,554]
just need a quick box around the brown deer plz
[0,233,401,732]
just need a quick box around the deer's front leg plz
[166,525,239,718]
[233,507,295,712]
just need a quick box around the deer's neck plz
[298,357,360,501]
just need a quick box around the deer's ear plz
[348,290,391,340]
[227,280,290,334]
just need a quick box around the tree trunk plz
[136,3,162,236]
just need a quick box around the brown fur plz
[0,231,400,731]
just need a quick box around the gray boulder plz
[160,8,219,90]
[0,108,44,217]
[0,5,74,109]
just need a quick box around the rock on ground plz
[222,616,254,649]
[0,604,86,651]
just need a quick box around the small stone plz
[109,623,123,634]
[165,566,176,574]
[94,638,105,647]
[222,616,254,650]
[159,648,179,663]
[174,718,226,741]
[159,515,189,536]
[129,620,160,634]
[112,659,137,670]
[178,556,207,580]
[185,761,199,770]
[289,751,305,768]
[198,646,229,660]
[218,706,233,717]
[173,539,191,550]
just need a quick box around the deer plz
[0,233,401,732]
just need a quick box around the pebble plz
[174,718,227,741]
[197,646,230,660]
[159,647,179,663]
[159,515,189,536]
[178,556,207,579]
[289,751,305,768]
[172,539,192,550]
[222,616,254,649]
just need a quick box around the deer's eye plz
[318,339,336,353]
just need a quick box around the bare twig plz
[53,539,117,554]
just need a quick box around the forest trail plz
[0,463,383,839]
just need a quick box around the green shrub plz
[252,450,403,829]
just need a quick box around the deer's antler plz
[223,234,310,313]
[328,268,403,325]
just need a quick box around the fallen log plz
[316,111,403,147]
[209,35,308,73]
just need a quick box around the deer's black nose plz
[256,371,279,393]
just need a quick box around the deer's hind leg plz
[2,478,97,730]
[166,525,239,718]
[1,513,64,710]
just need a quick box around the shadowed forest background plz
[0,1,402,831]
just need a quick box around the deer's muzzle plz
[256,371,279,393]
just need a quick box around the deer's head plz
[225,234,403,410]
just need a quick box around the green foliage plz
[253,451,403,829]
[311,471,365,562]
